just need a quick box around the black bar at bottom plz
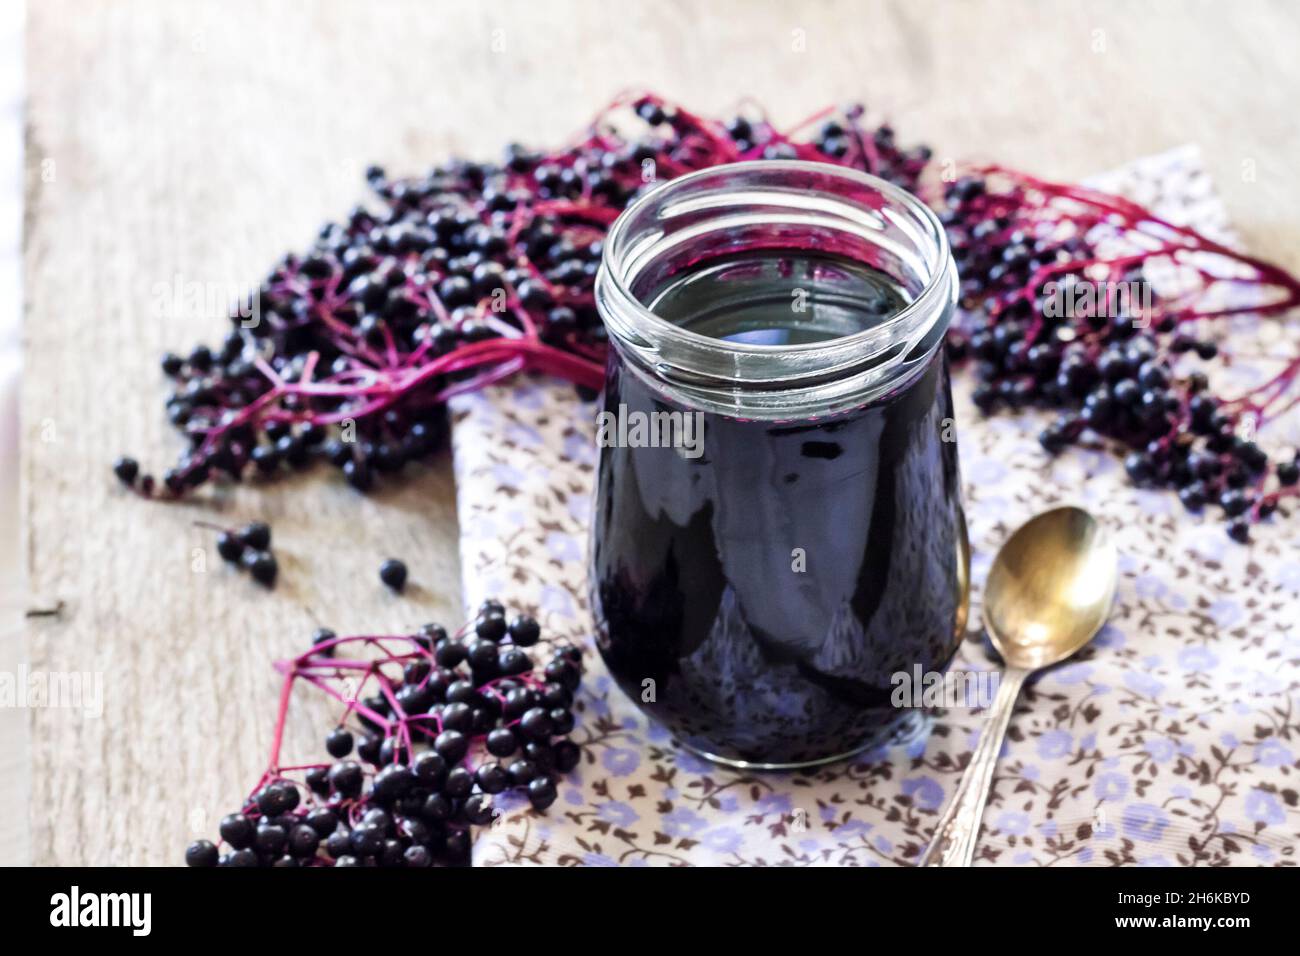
[6,864,1283,939]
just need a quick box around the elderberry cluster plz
[185,601,582,867]
[116,95,928,501]
[205,520,278,587]
[941,175,1298,542]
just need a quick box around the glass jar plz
[591,161,969,769]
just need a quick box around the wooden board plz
[18,0,1300,865]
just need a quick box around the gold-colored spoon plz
[919,506,1117,867]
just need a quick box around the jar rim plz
[594,160,957,415]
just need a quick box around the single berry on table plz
[379,558,408,592]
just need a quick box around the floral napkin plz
[449,147,1300,866]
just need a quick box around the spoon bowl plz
[983,506,1118,670]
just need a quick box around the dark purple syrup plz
[591,250,967,766]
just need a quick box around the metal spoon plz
[919,506,1117,867]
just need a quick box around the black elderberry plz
[403,659,431,685]
[242,549,278,587]
[434,729,469,764]
[464,792,495,825]
[519,706,554,740]
[251,445,281,473]
[478,598,505,617]
[254,822,288,855]
[972,382,998,411]
[277,434,309,468]
[326,727,354,758]
[413,750,448,787]
[549,708,576,735]
[507,615,540,646]
[467,638,501,671]
[1077,391,1112,428]
[446,679,480,706]
[309,632,338,660]
[475,613,508,642]
[422,792,453,821]
[507,758,538,786]
[1178,482,1208,511]
[524,741,556,770]
[1138,389,1167,425]
[329,760,364,797]
[526,775,557,810]
[288,824,321,858]
[343,458,373,492]
[475,762,510,795]
[1111,378,1140,407]
[1206,424,1235,453]
[498,646,532,676]
[444,829,471,860]
[112,456,139,486]
[418,622,449,649]
[1137,361,1168,390]
[305,766,330,796]
[225,849,259,867]
[440,701,473,734]
[1236,441,1268,473]
[443,766,474,799]
[216,531,244,562]
[350,822,384,858]
[379,558,408,592]
[188,344,213,372]
[1188,451,1220,479]
[426,667,455,703]
[361,805,393,833]
[555,643,583,664]
[257,782,297,816]
[541,682,572,709]
[1124,452,1155,485]
[486,727,518,758]
[1038,424,1070,455]
[503,686,535,719]
[434,637,467,668]
[185,840,219,867]
[553,739,581,773]
[1097,350,1129,382]
[378,736,410,766]
[404,845,432,867]
[325,830,352,859]
[400,816,433,844]
[305,807,339,836]
[373,764,415,803]
[395,683,433,714]
[1219,489,1251,517]
[238,521,271,550]
[544,657,581,690]
[1223,464,1250,489]
[321,439,350,466]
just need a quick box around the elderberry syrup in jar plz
[591,162,969,769]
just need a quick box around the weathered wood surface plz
[17,0,1300,865]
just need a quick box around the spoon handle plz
[919,665,1028,867]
